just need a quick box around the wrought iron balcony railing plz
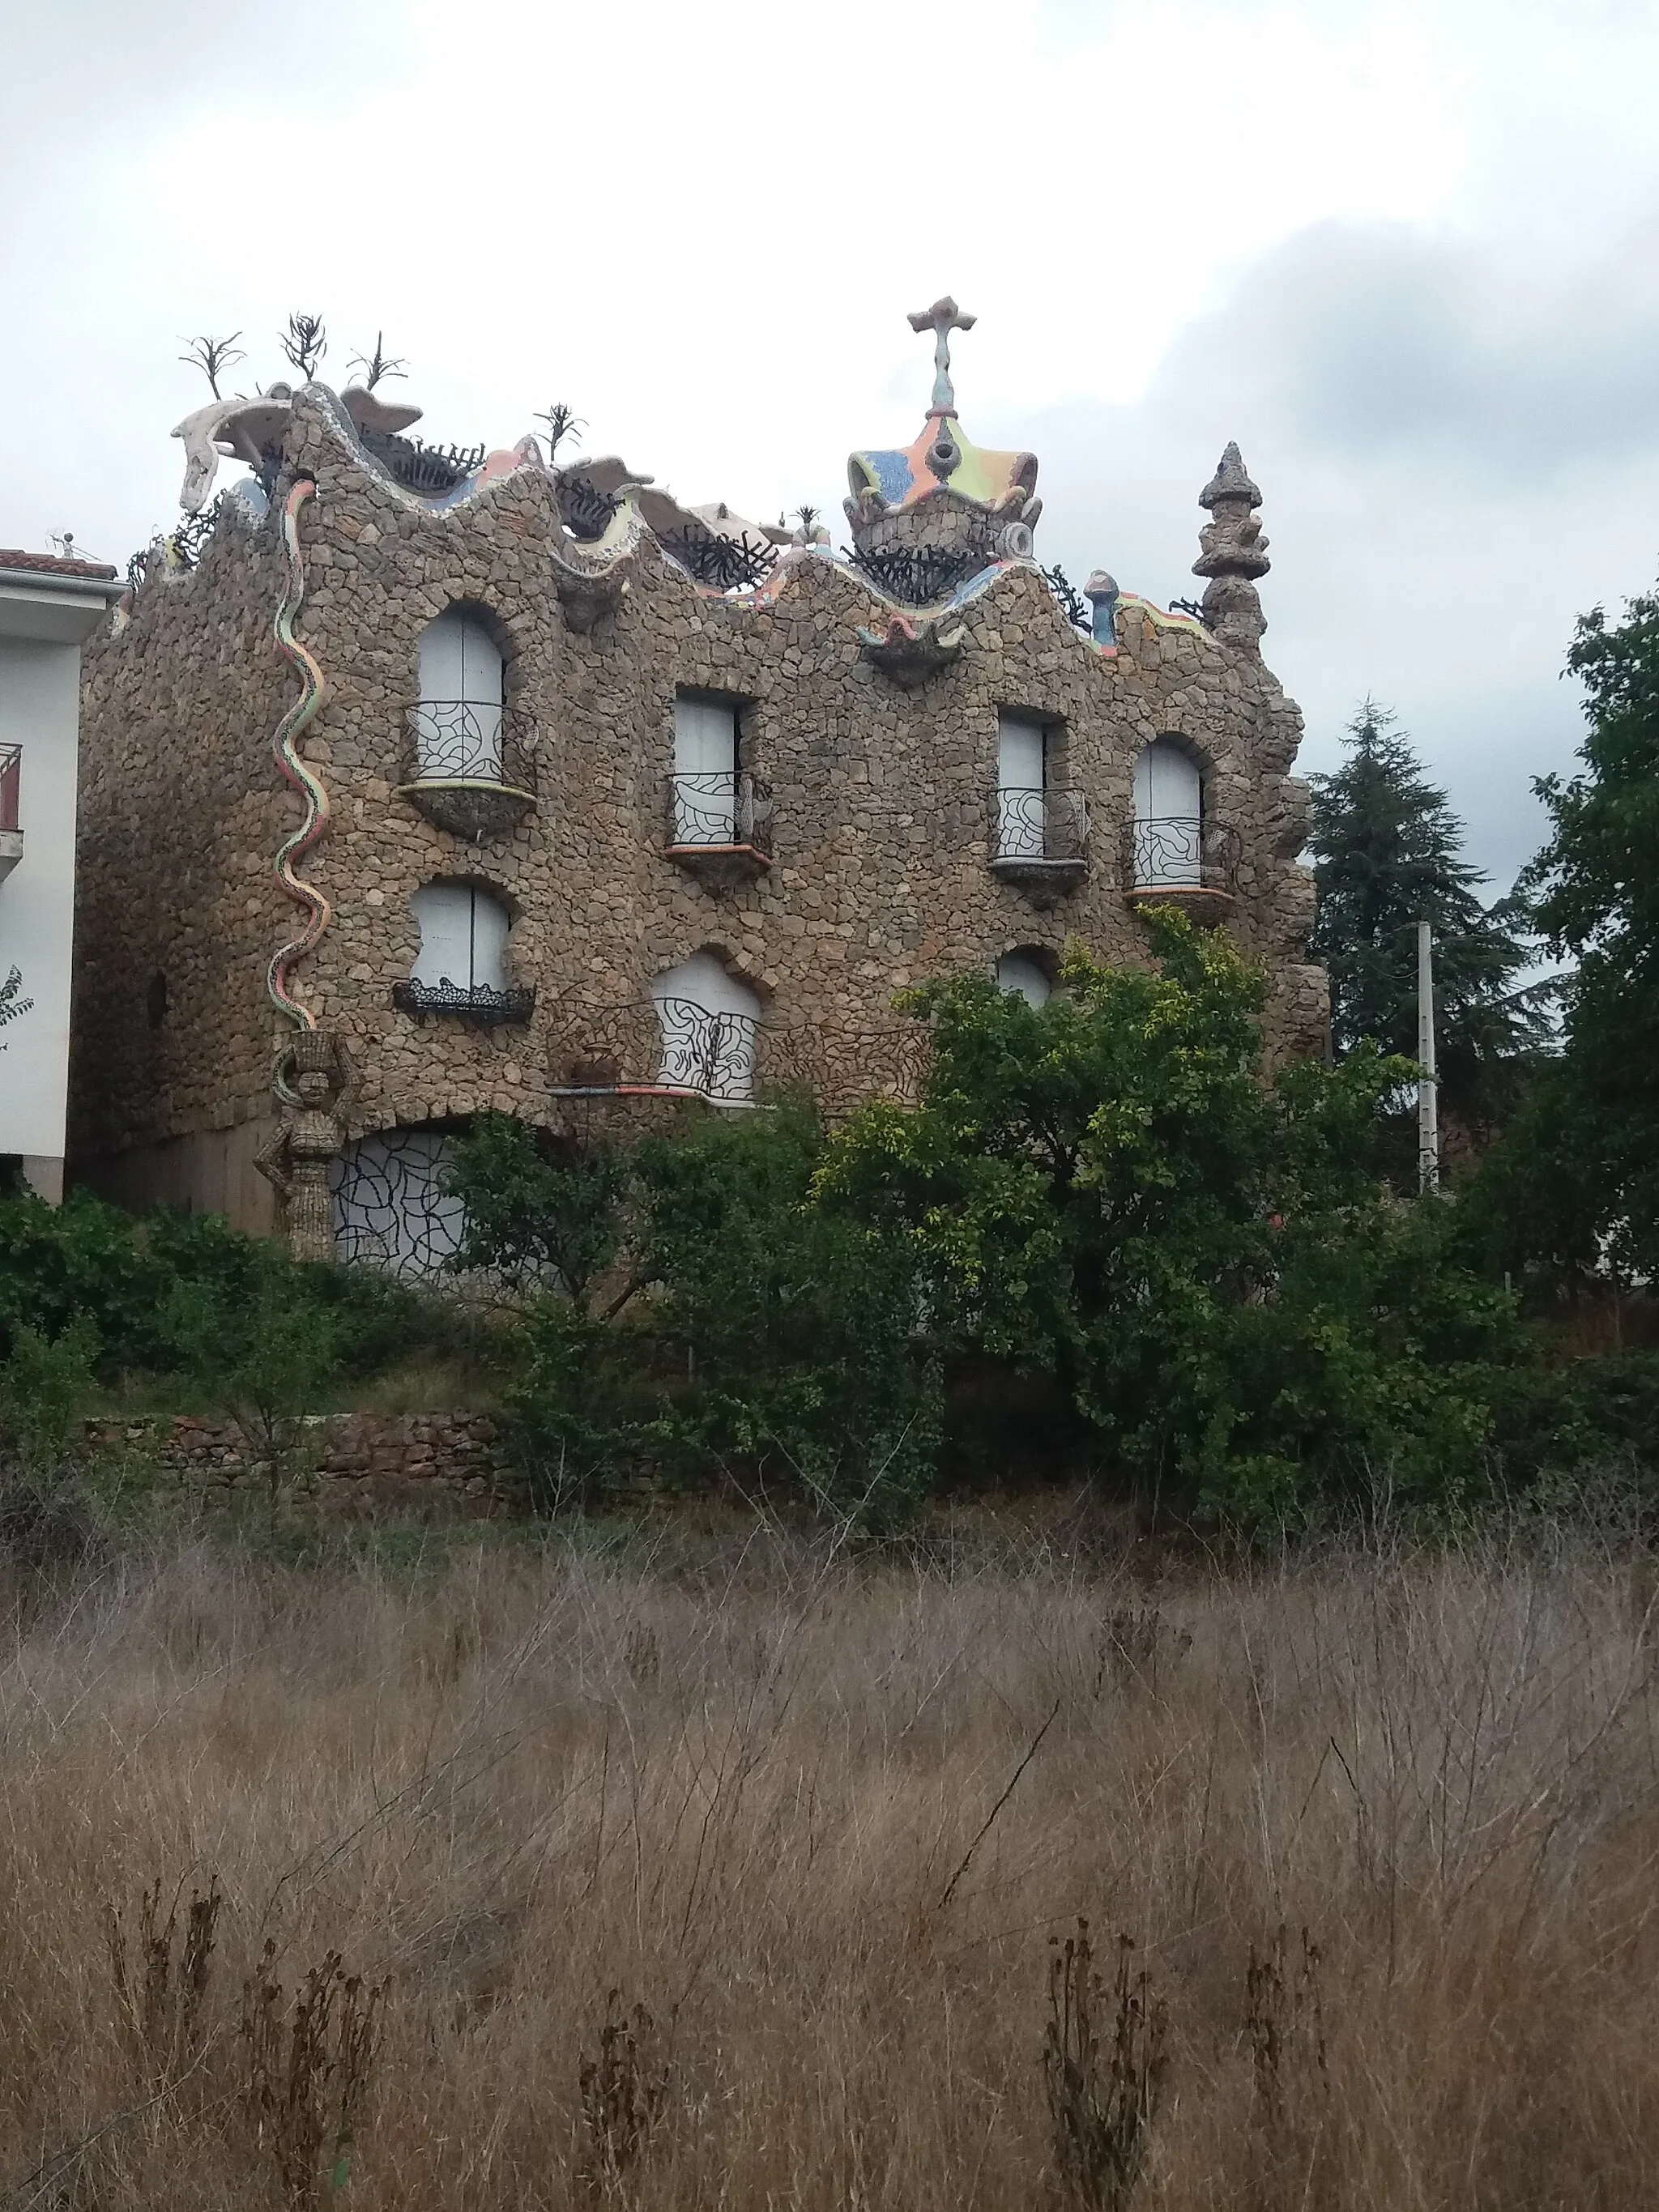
[391,978,536,1029]
[0,743,19,835]
[666,771,771,851]
[548,995,932,1117]
[407,699,517,783]
[550,995,759,1104]
[399,703,535,842]
[1127,815,1239,898]
[992,786,1090,865]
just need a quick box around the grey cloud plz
[1154,215,1659,473]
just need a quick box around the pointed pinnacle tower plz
[1192,441,1269,650]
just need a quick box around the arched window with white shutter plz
[394,881,532,1026]
[413,609,504,781]
[996,949,1053,1008]
[649,952,761,1102]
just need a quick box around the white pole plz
[1417,918,1439,1192]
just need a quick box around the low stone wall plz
[79,1412,506,1518]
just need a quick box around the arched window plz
[1131,737,1204,889]
[411,881,509,991]
[649,952,761,1102]
[395,883,531,1025]
[996,950,1053,1008]
[413,608,504,780]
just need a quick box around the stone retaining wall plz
[79,1411,505,1517]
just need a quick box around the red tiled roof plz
[0,548,120,581]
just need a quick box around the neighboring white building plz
[0,550,124,1201]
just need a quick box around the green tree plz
[1490,578,1659,1279]
[442,1112,629,1310]
[1308,704,1544,1132]
[637,1105,937,1527]
[818,914,1519,1524]
[165,1248,344,1519]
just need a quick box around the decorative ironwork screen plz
[0,744,19,835]
[407,700,512,782]
[653,997,757,1101]
[994,786,1090,863]
[331,1127,467,1279]
[391,978,535,1028]
[657,526,775,592]
[1043,564,1093,633]
[850,544,981,606]
[667,772,770,849]
[558,475,622,541]
[1128,815,1239,893]
[361,430,487,496]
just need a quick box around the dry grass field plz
[4,1514,1659,2209]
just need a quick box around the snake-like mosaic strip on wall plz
[266,475,332,1029]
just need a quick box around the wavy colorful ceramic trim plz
[267,477,331,1030]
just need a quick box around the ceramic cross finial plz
[907,296,977,416]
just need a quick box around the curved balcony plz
[664,771,772,889]
[395,701,536,843]
[989,785,1090,906]
[391,978,536,1029]
[1125,815,1239,922]
[550,995,758,1104]
[547,995,931,1119]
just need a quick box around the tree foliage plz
[818,914,1520,1522]
[1308,704,1544,1131]
[1486,580,1659,1280]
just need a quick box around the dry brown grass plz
[4,1517,1659,2208]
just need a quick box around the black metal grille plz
[361,429,487,495]
[0,743,19,834]
[657,527,775,592]
[655,997,757,1100]
[170,495,224,570]
[666,771,770,849]
[1167,597,1210,626]
[1043,564,1092,633]
[849,544,982,606]
[993,786,1090,863]
[1128,815,1239,893]
[559,475,622,541]
[392,979,536,1027]
[407,700,510,782]
[331,1127,467,1278]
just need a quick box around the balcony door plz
[673,694,739,845]
[415,611,503,780]
[996,711,1047,859]
[411,882,510,995]
[1132,739,1203,887]
[650,951,760,1102]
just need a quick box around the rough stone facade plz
[70,332,1328,1251]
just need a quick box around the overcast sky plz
[7,0,1658,889]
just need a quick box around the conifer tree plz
[1307,704,1543,1132]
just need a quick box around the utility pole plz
[1418,918,1439,1192]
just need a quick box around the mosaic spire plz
[907,296,977,418]
[1192,441,1270,650]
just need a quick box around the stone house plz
[70,302,1326,1270]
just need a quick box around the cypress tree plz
[1307,704,1543,1132]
